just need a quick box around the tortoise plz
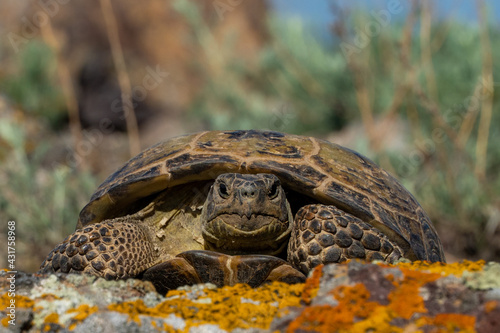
[40,130,445,294]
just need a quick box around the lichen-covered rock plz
[273,260,500,332]
[1,261,499,332]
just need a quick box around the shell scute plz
[248,160,325,190]
[165,153,239,181]
[256,146,302,159]
[321,182,374,221]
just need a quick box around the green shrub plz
[0,120,97,271]
[1,41,66,128]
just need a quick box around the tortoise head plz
[201,173,293,256]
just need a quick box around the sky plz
[270,0,500,32]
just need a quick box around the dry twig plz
[100,0,141,157]
[40,21,86,170]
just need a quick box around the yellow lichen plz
[1,316,10,327]
[108,299,150,324]
[393,259,485,276]
[43,312,60,332]
[43,312,59,324]
[67,304,99,330]
[108,281,303,331]
[0,293,35,309]
[350,306,403,333]
[1,293,36,327]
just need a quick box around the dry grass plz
[99,0,141,157]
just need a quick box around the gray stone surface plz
[2,261,500,332]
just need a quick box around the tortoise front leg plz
[39,220,159,280]
[142,250,306,295]
[288,204,405,274]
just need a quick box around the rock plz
[1,261,499,332]
[272,260,500,332]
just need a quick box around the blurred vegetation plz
[0,1,499,272]
[181,3,354,134]
[0,119,97,270]
[1,41,67,128]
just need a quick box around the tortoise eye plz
[218,182,229,198]
[268,181,279,199]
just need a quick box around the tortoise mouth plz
[202,214,291,255]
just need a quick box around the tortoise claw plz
[142,250,306,294]
[265,264,306,284]
[142,258,202,295]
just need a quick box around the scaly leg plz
[39,220,159,280]
[288,204,405,274]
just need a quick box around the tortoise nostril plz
[242,190,255,197]
[240,186,258,199]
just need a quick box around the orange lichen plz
[394,260,485,276]
[416,313,476,332]
[484,300,499,313]
[0,293,35,309]
[43,312,60,331]
[331,284,379,320]
[109,281,304,331]
[286,261,482,333]
[67,304,99,321]
[108,299,150,324]
[44,312,59,324]
[1,294,35,327]
[287,283,382,332]
[301,264,323,305]
[67,304,99,330]
[387,268,441,319]
[1,316,10,327]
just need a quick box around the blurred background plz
[0,0,499,272]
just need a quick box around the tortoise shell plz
[77,130,444,262]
